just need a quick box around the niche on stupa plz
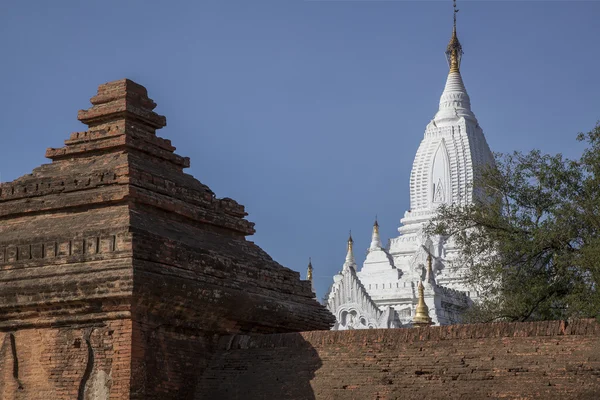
[430,139,452,206]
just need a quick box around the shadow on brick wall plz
[196,333,321,400]
[194,321,600,400]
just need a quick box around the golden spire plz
[373,216,379,234]
[307,257,313,282]
[445,0,463,74]
[413,281,433,327]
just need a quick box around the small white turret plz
[369,218,382,251]
[306,257,314,292]
[343,232,356,270]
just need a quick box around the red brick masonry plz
[201,319,600,399]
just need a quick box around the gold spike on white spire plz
[445,0,463,74]
[369,217,382,251]
[343,231,356,270]
[434,0,476,123]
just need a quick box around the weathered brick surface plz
[201,319,600,400]
[0,320,132,400]
[0,79,334,399]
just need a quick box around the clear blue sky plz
[1,1,599,299]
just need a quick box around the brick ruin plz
[1,79,600,399]
[0,79,334,399]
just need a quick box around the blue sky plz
[1,1,599,299]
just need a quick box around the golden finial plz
[413,281,433,327]
[445,0,463,74]
[373,216,379,234]
[307,257,313,282]
[347,231,354,251]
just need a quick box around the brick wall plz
[129,321,215,399]
[0,320,132,400]
[200,319,600,400]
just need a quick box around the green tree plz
[429,122,600,323]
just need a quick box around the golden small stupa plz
[413,280,433,327]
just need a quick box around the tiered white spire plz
[327,0,483,330]
[393,0,494,299]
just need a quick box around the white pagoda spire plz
[369,218,382,251]
[434,0,475,123]
[326,0,482,330]
[343,232,356,270]
[390,0,494,295]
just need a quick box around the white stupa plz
[325,2,494,329]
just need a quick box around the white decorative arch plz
[337,307,373,330]
[430,139,452,207]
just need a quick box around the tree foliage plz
[429,122,600,323]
